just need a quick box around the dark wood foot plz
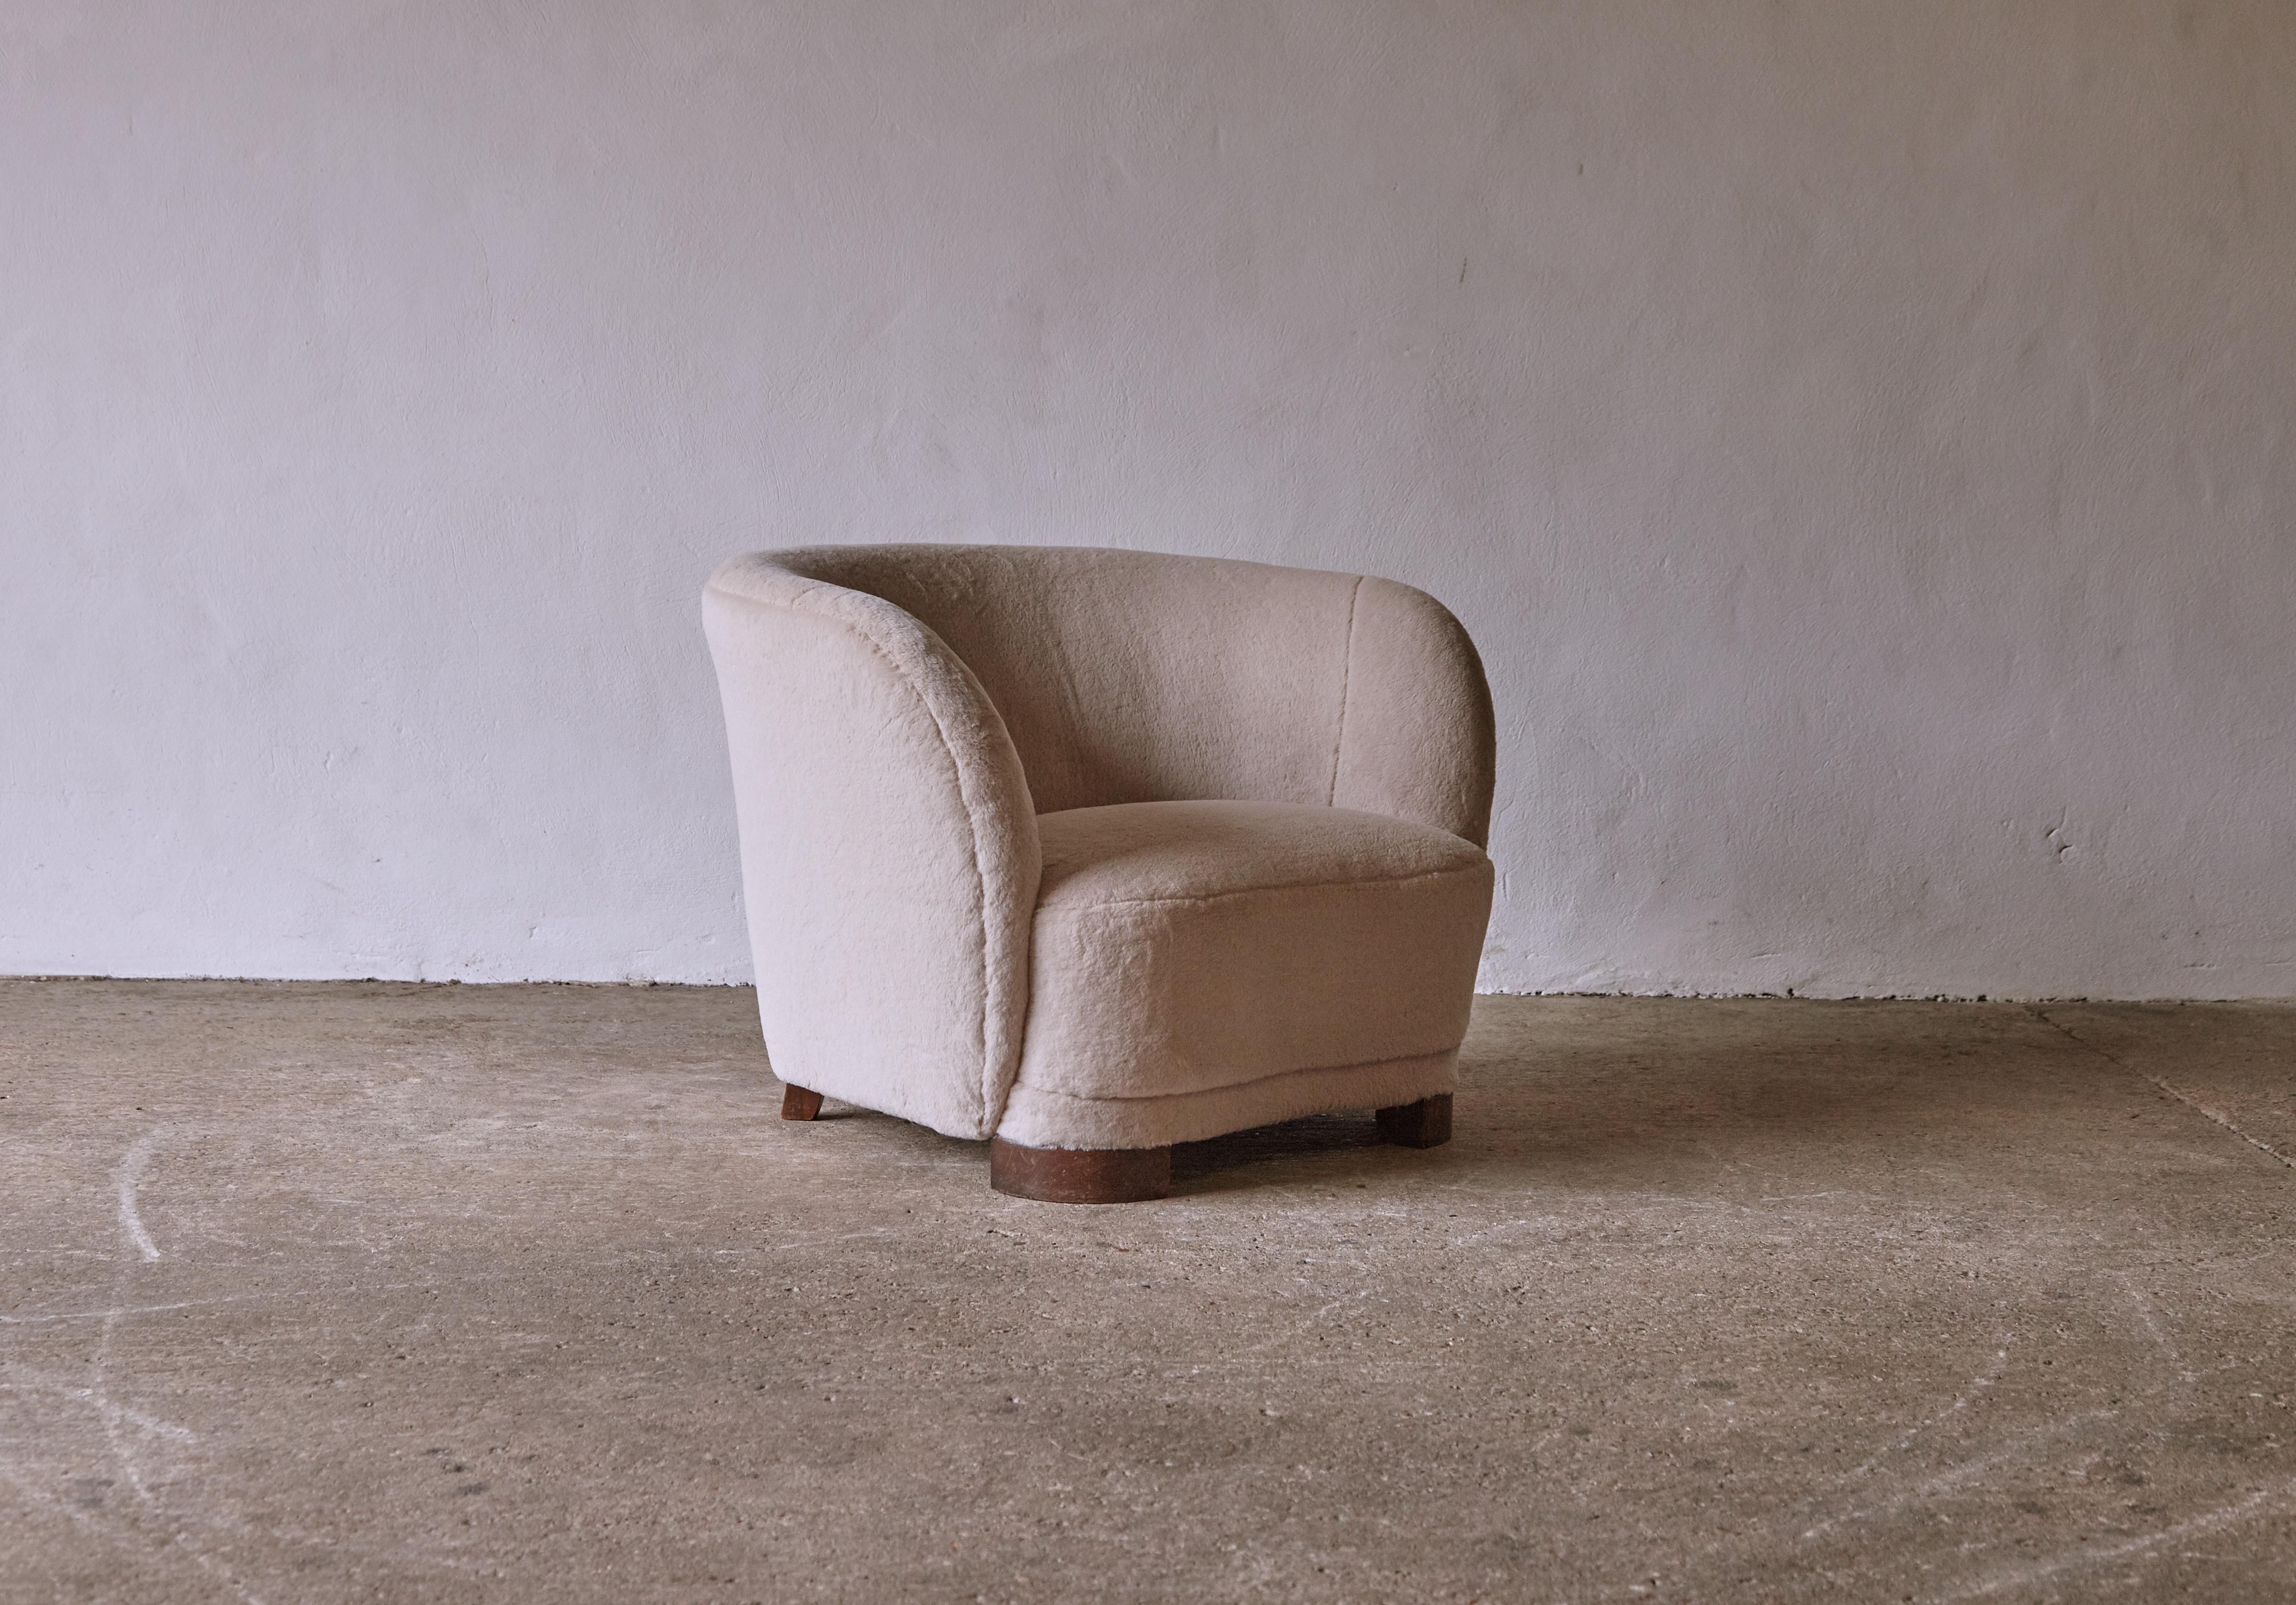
[989,1137,1171,1203]
[1375,1093,1452,1149]
[780,1083,824,1121]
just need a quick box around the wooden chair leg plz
[989,1137,1171,1203]
[1375,1093,1452,1149]
[780,1083,824,1121]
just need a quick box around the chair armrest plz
[703,555,1041,1139]
[1331,578,1497,848]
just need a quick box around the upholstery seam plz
[1327,575,1364,807]
[709,575,1016,1133]
[1036,861,1488,913]
[1011,1048,1459,1106]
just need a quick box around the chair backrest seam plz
[1327,575,1366,808]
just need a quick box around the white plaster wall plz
[5,1,2292,996]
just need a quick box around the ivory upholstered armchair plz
[702,544,1496,1202]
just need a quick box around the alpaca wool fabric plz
[703,544,1496,1149]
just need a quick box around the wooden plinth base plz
[1375,1093,1452,1149]
[989,1137,1172,1204]
[780,1083,824,1121]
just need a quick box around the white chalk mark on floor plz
[1,1296,272,1326]
[0,1272,519,1327]
[85,1315,266,1605]
[1799,1406,2115,1545]
[58,1128,271,1605]
[2113,1269,2180,1361]
[1943,1478,2296,1600]
[114,1130,165,1261]
[1804,1347,2013,1522]
[0,1371,199,1443]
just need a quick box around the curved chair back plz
[767,545,1494,845]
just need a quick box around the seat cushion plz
[1002,801,1492,1142]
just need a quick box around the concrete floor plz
[3,985,2294,1603]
